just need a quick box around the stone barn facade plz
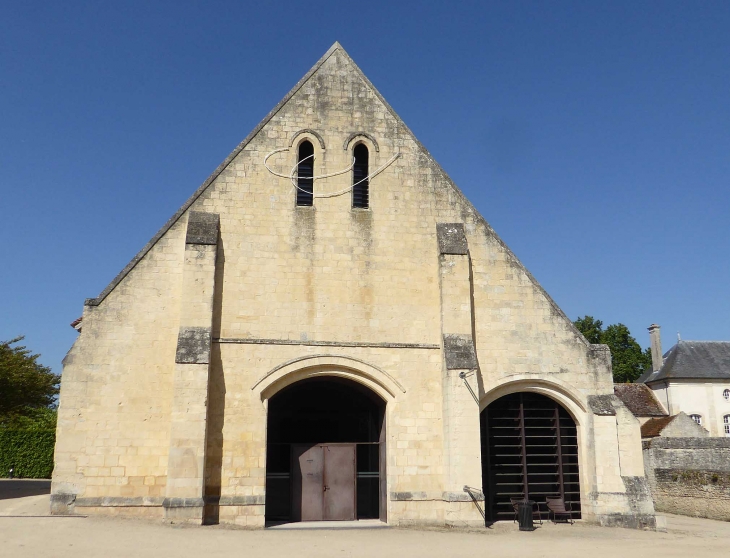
[52,43,655,529]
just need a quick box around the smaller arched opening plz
[296,140,314,206]
[352,143,369,208]
[480,392,581,521]
[265,377,386,523]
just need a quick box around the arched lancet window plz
[352,143,369,209]
[296,141,314,206]
[689,414,702,426]
[724,415,730,437]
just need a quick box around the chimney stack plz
[648,324,663,372]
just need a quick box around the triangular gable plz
[641,411,709,438]
[83,43,592,347]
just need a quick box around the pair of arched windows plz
[295,141,369,208]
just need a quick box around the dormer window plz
[296,141,314,206]
[352,143,369,209]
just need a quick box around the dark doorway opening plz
[480,392,581,522]
[265,377,386,523]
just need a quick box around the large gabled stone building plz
[52,43,655,529]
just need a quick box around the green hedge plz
[0,430,55,478]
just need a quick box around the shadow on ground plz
[0,479,51,500]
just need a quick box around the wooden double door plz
[292,444,356,521]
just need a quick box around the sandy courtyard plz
[1,480,729,558]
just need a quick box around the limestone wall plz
[52,219,185,513]
[643,438,730,521]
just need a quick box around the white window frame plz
[723,388,730,401]
[689,414,702,426]
[724,415,730,437]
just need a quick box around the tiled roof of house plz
[640,416,676,438]
[639,340,730,383]
[613,384,667,417]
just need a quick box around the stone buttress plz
[437,223,484,526]
[163,211,219,522]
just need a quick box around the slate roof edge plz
[85,42,344,306]
[645,340,730,383]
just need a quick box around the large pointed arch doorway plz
[480,392,581,521]
[265,377,386,523]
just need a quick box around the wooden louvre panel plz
[296,141,314,206]
[352,143,369,208]
[481,392,581,521]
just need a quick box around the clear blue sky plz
[2,1,729,374]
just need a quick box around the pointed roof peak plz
[314,41,348,67]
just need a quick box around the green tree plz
[573,316,652,383]
[0,337,60,425]
[573,316,603,344]
[5,407,57,430]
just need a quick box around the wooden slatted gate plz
[481,392,581,521]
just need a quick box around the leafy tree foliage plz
[574,316,603,344]
[5,407,57,430]
[0,337,60,424]
[573,316,652,383]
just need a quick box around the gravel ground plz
[1,480,728,558]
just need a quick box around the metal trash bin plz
[517,500,535,531]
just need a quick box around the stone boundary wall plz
[643,438,730,521]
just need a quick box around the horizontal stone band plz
[215,338,439,350]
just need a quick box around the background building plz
[639,325,730,437]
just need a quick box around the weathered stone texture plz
[436,223,468,255]
[175,327,212,364]
[185,211,220,245]
[442,335,477,371]
[643,437,730,521]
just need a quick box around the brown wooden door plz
[292,444,324,521]
[323,445,356,521]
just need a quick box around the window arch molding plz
[289,129,326,150]
[343,132,379,153]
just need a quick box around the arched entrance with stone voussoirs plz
[264,376,386,524]
[480,392,581,522]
